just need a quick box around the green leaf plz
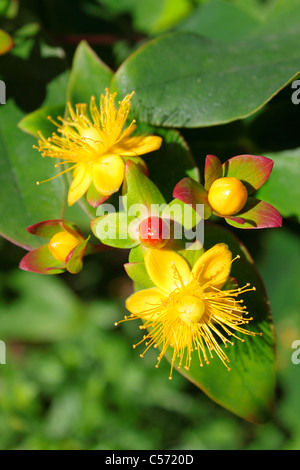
[128,243,147,263]
[18,104,66,139]
[135,124,199,202]
[92,212,139,249]
[124,160,166,211]
[19,243,65,275]
[66,239,88,274]
[113,1,300,128]
[222,154,274,194]
[67,40,113,106]
[179,240,204,268]
[124,262,154,289]
[0,101,65,249]
[256,148,300,222]
[225,198,282,230]
[177,0,261,43]
[204,154,223,191]
[164,198,201,230]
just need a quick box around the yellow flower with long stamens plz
[35,89,162,207]
[120,243,261,379]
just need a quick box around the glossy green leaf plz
[204,154,223,191]
[179,239,204,267]
[135,124,199,202]
[256,148,300,222]
[18,104,66,139]
[124,262,154,289]
[0,101,65,249]
[65,239,88,275]
[128,243,147,264]
[124,160,166,211]
[26,219,83,240]
[19,243,65,275]
[164,198,201,230]
[113,1,300,128]
[177,0,261,43]
[222,154,274,194]
[225,197,282,230]
[92,212,139,249]
[67,40,113,106]
[173,177,212,219]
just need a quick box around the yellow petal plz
[92,154,125,196]
[126,287,167,320]
[191,243,232,290]
[113,135,162,157]
[144,249,191,295]
[68,164,92,206]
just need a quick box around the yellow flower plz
[121,244,260,379]
[35,89,162,206]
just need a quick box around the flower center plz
[177,294,205,323]
[208,176,248,216]
[80,127,104,154]
[48,231,80,263]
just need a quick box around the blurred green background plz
[0,0,300,450]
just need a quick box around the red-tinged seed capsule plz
[138,216,169,248]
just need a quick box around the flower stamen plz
[123,245,261,379]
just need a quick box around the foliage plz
[0,0,299,450]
